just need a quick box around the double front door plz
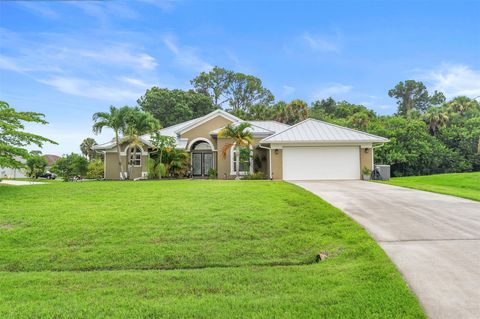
[192,152,213,177]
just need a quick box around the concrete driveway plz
[293,180,480,319]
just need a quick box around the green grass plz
[379,172,480,201]
[0,180,425,318]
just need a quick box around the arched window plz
[129,146,142,166]
[192,141,211,151]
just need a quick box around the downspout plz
[258,144,272,180]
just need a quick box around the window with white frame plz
[129,146,142,166]
[230,145,252,175]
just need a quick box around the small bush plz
[241,172,267,180]
[51,153,88,181]
[207,168,217,179]
[86,159,104,179]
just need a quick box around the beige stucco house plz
[93,109,388,180]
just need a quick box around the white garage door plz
[283,146,360,180]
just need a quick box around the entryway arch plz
[189,138,214,177]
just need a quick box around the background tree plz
[138,88,216,127]
[348,111,371,130]
[26,154,48,178]
[277,99,309,125]
[218,123,253,179]
[191,67,274,115]
[310,97,336,120]
[446,96,479,117]
[227,73,274,114]
[190,67,234,108]
[80,138,98,161]
[388,80,445,115]
[92,106,129,179]
[423,107,449,135]
[52,153,88,181]
[0,101,56,169]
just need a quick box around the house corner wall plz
[360,147,373,176]
[270,149,283,180]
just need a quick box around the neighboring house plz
[0,156,28,179]
[42,154,60,170]
[93,109,388,180]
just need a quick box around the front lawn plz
[380,172,480,201]
[0,180,424,318]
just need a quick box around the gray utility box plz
[374,165,390,180]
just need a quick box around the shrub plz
[207,168,217,179]
[26,155,48,178]
[51,153,88,181]
[241,172,267,180]
[147,158,166,179]
[86,159,104,179]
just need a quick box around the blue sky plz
[1,0,479,154]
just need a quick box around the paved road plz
[293,180,480,319]
[0,180,46,186]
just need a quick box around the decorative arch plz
[187,137,215,151]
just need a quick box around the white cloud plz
[378,104,394,110]
[119,77,151,88]
[138,0,178,12]
[74,47,157,70]
[282,85,296,97]
[17,2,59,19]
[162,34,213,72]
[312,84,352,100]
[38,77,144,101]
[420,64,480,98]
[300,32,340,53]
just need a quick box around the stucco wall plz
[181,115,233,150]
[104,142,149,180]
[270,148,283,180]
[359,147,373,176]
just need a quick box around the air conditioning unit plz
[373,165,390,180]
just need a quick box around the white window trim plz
[230,144,253,176]
[187,137,215,151]
[129,146,142,167]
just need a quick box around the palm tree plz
[423,108,449,135]
[448,96,476,116]
[92,106,129,179]
[80,138,97,161]
[218,122,253,180]
[123,108,160,179]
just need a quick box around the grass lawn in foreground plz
[0,180,424,318]
[380,172,480,201]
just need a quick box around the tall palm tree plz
[92,106,129,179]
[80,138,97,161]
[423,108,449,135]
[218,122,253,180]
[123,108,161,179]
[448,96,479,117]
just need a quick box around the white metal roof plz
[209,121,274,136]
[246,121,290,134]
[93,136,154,150]
[261,118,388,144]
